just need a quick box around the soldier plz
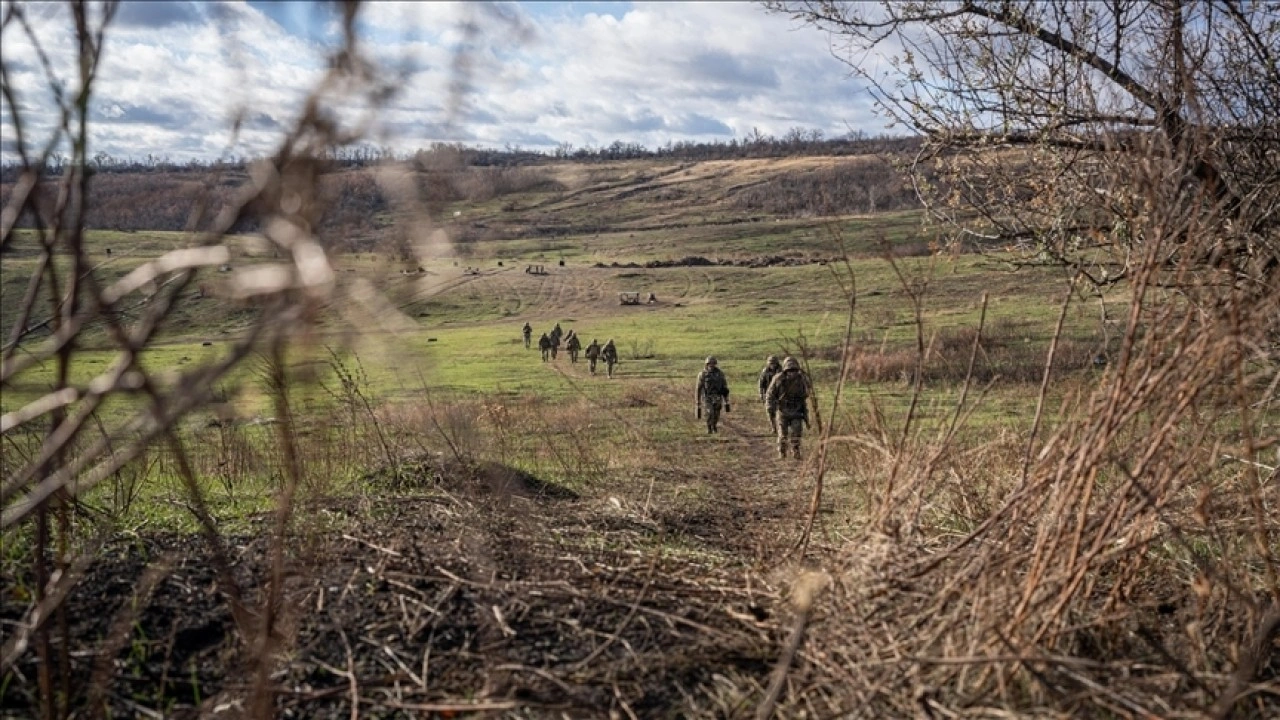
[538,333,552,362]
[765,356,811,459]
[566,332,582,363]
[550,330,561,360]
[695,356,731,434]
[757,355,783,432]
[601,338,619,378]
[585,338,601,375]
[522,322,532,349]
[549,323,563,347]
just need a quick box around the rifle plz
[696,406,702,420]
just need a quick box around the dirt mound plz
[360,453,577,500]
[466,460,579,500]
[594,254,829,270]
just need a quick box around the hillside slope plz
[1,154,921,254]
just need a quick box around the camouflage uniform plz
[765,357,810,459]
[584,339,601,374]
[522,322,532,349]
[601,339,619,378]
[538,333,552,362]
[566,333,582,363]
[695,357,731,434]
[549,324,563,360]
[757,356,782,431]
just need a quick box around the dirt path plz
[1,428,814,718]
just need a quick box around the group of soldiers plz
[522,322,620,378]
[520,323,811,458]
[696,354,811,459]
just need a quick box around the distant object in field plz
[525,264,548,275]
[619,291,642,305]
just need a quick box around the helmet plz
[767,355,780,366]
[705,356,718,366]
[783,357,800,371]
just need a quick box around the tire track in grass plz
[395,266,510,313]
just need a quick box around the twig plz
[756,572,830,720]
[1021,273,1077,485]
[1208,603,1280,720]
[341,533,403,557]
[318,618,360,720]
[494,663,578,696]
[368,699,518,712]
[1218,454,1276,473]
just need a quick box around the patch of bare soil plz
[2,460,792,719]
[594,255,829,270]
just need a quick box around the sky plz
[0,1,890,163]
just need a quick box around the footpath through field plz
[4,397,823,718]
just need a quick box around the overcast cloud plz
[0,1,889,163]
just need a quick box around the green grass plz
[2,157,1141,540]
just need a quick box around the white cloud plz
[2,1,886,162]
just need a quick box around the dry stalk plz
[795,237,857,554]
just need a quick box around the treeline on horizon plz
[0,129,920,179]
[0,130,925,250]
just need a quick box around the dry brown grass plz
[774,180,1280,717]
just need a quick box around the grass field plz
[4,155,1276,718]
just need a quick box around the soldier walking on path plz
[522,322,532,349]
[538,333,552,362]
[549,324,563,360]
[695,356,731,434]
[757,355,782,433]
[566,333,582,363]
[585,339,601,375]
[765,356,811,459]
[601,339,619,378]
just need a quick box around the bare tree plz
[766,1,1280,290]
